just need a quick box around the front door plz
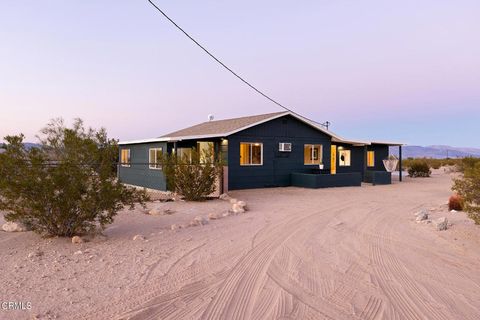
[331,145,337,174]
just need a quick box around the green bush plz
[0,119,148,237]
[453,162,480,224]
[407,160,431,177]
[459,157,480,173]
[162,147,223,201]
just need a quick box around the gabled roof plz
[161,112,286,140]
[118,111,402,146]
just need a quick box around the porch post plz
[363,145,367,181]
[399,145,403,182]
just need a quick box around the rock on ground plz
[219,193,231,201]
[415,209,429,222]
[190,216,208,227]
[229,198,238,204]
[208,212,222,220]
[231,203,245,214]
[72,236,83,244]
[433,217,448,231]
[133,234,146,241]
[2,222,27,232]
[171,224,181,231]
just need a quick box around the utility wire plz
[146,0,330,129]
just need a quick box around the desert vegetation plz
[161,148,223,201]
[406,160,432,177]
[0,118,148,237]
[453,160,480,224]
[401,157,462,170]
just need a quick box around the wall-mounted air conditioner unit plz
[279,143,292,152]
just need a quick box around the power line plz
[146,0,330,130]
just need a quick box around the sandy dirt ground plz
[1,169,480,320]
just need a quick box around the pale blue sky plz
[1,1,479,146]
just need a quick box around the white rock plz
[133,234,146,241]
[190,216,208,227]
[229,198,238,204]
[73,250,83,255]
[450,209,457,213]
[171,224,181,231]
[148,208,163,216]
[2,222,26,232]
[232,203,245,214]
[219,193,231,200]
[208,212,222,220]
[71,236,83,244]
[415,210,428,222]
[236,201,247,210]
[433,217,448,231]
[28,251,43,258]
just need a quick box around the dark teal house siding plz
[118,142,167,190]
[117,113,398,191]
[367,144,389,171]
[227,115,331,190]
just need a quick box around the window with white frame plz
[149,148,163,169]
[240,142,263,165]
[304,144,323,165]
[339,149,351,166]
[121,149,131,167]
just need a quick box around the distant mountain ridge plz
[390,145,480,159]
[0,142,41,153]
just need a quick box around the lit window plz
[339,149,351,166]
[240,143,263,166]
[197,141,214,163]
[149,148,163,169]
[178,148,192,163]
[367,151,375,167]
[304,144,323,165]
[121,149,131,167]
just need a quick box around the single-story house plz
[118,111,403,192]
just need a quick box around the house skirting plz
[291,172,362,189]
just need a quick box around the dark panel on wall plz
[118,142,167,190]
[227,115,332,190]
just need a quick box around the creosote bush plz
[0,118,148,237]
[407,160,431,177]
[161,147,223,201]
[448,194,463,211]
[453,162,480,224]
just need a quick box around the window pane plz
[121,149,130,165]
[339,150,351,166]
[304,145,312,164]
[149,149,155,168]
[240,143,250,165]
[367,151,375,167]
[251,144,262,164]
[156,148,163,168]
[304,144,322,165]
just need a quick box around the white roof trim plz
[118,111,403,146]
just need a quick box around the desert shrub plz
[453,162,480,224]
[407,160,431,177]
[448,194,463,211]
[0,119,148,237]
[459,157,480,172]
[162,147,223,201]
[431,161,441,169]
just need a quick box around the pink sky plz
[1,1,479,146]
